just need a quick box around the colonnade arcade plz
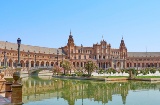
[126,60,160,68]
[71,59,126,69]
[0,58,58,68]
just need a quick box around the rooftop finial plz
[70,29,72,35]
[122,35,123,40]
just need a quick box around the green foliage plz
[125,69,129,73]
[121,69,125,74]
[98,68,104,74]
[106,68,116,74]
[75,71,83,76]
[85,60,97,76]
[140,68,149,75]
[130,68,137,75]
[61,60,74,74]
[112,69,116,74]
[150,68,156,74]
[82,74,90,77]
[106,68,112,74]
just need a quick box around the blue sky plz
[0,0,160,52]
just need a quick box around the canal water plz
[22,76,160,105]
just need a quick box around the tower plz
[119,36,127,68]
[67,30,75,59]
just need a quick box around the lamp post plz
[57,50,59,66]
[27,50,30,70]
[62,52,63,63]
[34,52,36,68]
[17,38,21,68]
[3,42,6,69]
[137,59,138,70]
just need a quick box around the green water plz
[22,76,160,105]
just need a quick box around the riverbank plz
[52,75,160,82]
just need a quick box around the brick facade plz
[0,32,159,70]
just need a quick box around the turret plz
[67,30,75,59]
[119,36,127,59]
[67,30,74,46]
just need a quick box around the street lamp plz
[57,50,59,66]
[34,52,36,68]
[17,38,21,67]
[61,48,65,75]
[62,52,63,63]
[27,50,30,70]
[3,41,6,69]
[137,59,138,70]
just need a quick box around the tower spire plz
[70,29,72,35]
[102,35,104,40]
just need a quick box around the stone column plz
[121,61,123,69]
[11,84,23,104]
[29,61,31,68]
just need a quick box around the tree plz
[84,59,97,76]
[150,68,156,74]
[61,60,74,75]
[121,69,125,75]
[52,64,63,75]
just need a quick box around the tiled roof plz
[0,41,63,54]
[127,52,160,57]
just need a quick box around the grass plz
[93,76,160,79]
[93,76,128,78]
[136,76,160,78]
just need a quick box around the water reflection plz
[22,76,160,105]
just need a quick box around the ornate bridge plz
[0,66,53,77]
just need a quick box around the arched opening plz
[81,62,83,67]
[9,59,13,67]
[26,60,29,67]
[31,61,34,67]
[14,60,18,67]
[51,62,54,66]
[73,62,75,67]
[36,61,39,67]
[77,62,79,67]
[20,60,25,67]
[117,62,120,68]
[41,61,44,67]
[46,61,49,67]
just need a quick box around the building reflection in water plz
[22,77,160,105]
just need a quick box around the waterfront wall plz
[92,71,160,76]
